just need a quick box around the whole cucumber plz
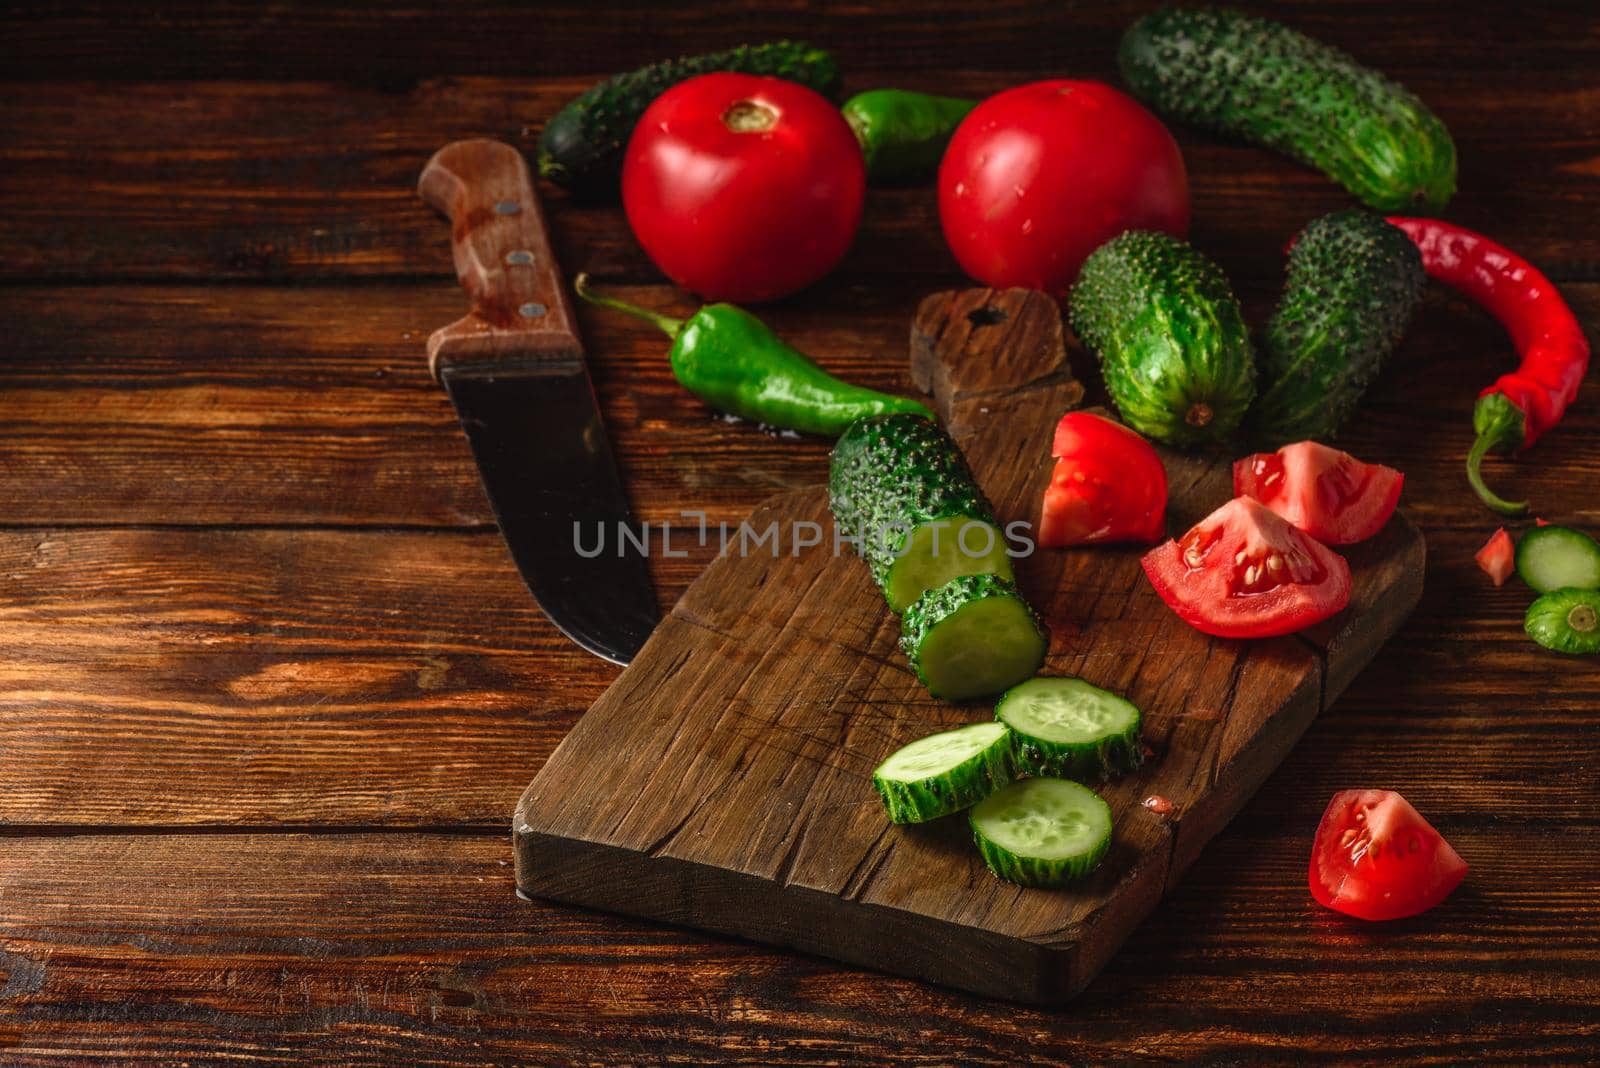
[842,89,976,185]
[1119,7,1456,212]
[1251,210,1425,443]
[1068,231,1255,449]
[537,41,842,198]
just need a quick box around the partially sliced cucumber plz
[900,574,1048,701]
[996,677,1143,781]
[1525,587,1600,656]
[969,778,1113,888]
[1516,526,1600,594]
[871,721,1014,824]
[828,414,1015,613]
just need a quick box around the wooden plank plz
[0,524,1586,833]
[5,1,1596,91]
[0,282,911,527]
[1,73,1598,283]
[0,528,594,828]
[2,283,1596,530]
[514,288,1425,1003]
[1,828,1594,1064]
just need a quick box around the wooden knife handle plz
[418,139,582,376]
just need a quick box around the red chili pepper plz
[1388,217,1590,515]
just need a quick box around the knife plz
[419,139,659,665]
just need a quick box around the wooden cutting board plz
[514,287,1425,1004]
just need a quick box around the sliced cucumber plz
[900,574,1048,701]
[1525,587,1600,656]
[996,677,1143,781]
[1515,526,1600,594]
[871,721,1014,824]
[969,778,1113,888]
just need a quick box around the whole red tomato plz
[623,72,864,304]
[938,80,1189,295]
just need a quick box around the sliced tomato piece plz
[1475,527,1515,586]
[1038,412,1167,547]
[1234,441,1403,545]
[1310,789,1467,921]
[1141,496,1351,638]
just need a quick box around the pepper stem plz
[1466,393,1531,516]
[573,273,684,338]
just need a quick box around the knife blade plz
[419,139,658,665]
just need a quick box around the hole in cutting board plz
[967,306,1007,327]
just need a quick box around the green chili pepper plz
[842,89,977,185]
[575,275,934,437]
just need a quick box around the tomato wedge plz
[1475,527,1515,586]
[1141,496,1351,638]
[1234,441,1403,545]
[1310,789,1468,921]
[1038,412,1167,547]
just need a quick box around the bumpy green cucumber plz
[1068,231,1255,448]
[1524,588,1600,656]
[871,721,1014,824]
[1119,7,1456,212]
[995,677,1143,782]
[1516,526,1600,594]
[1251,210,1425,443]
[842,89,976,185]
[830,414,1014,612]
[970,778,1113,888]
[900,574,1047,702]
[537,41,842,197]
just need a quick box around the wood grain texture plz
[2,282,1596,529]
[0,282,916,527]
[419,139,586,371]
[0,528,609,829]
[514,288,1423,1002]
[2,0,1598,1059]
[2,829,1594,1065]
[1,67,1598,284]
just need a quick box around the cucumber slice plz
[1525,587,1600,656]
[871,721,1014,824]
[1515,526,1600,593]
[886,517,1015,614]
[996,677,1143,781]
[901,574,1048,701]
[969,778,1113,888]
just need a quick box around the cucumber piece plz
[1515,526,1600,594]
[1119,7,1456,212]
[830,414,1014,612]
[996,677,1143,782]
[900,574,1048,702]
[970,778,1113,888]
[1251,211,1426,444]
[1068,231,1256,448]
[1524,588,1600,656]
[537,41,842,197]
[871,721,1014,824]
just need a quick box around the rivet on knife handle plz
[418,139,582,378]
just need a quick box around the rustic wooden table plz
[1,2,1596,1062]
